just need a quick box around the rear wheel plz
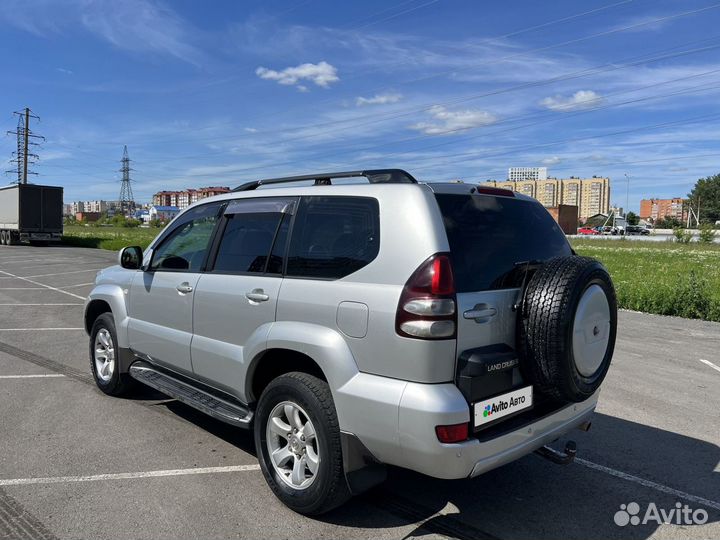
[0,231,7,245]
[517,256,617,403]
[254,372,350,515]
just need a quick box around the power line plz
[74,32,720,161]
[137,110,720,181]
[126,62,720,174]
[42,0,649,151]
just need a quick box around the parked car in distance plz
[577,227,599,235]
[84,169,618,515]
[625,225,650,235]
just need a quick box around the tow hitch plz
[535,440,577,465]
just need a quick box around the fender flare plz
[244,321,360,403]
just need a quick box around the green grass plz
[571,238,720,322]
[62,225,161,251]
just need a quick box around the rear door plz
[432,190,571,422]
[190,197,295,399]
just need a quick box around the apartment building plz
[152,186,230,210]
[639,198,686,223]
[485,176,610,220]
[508,167,548,181]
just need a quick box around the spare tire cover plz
[517,256,617,403]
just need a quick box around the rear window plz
[286,196,380,279]
[435,194,571,292]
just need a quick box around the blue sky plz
[1,0,719,211]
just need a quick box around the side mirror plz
[119,246,143,270]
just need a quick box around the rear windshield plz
[435,194,571,292]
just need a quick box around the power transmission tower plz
[118,145,135,215]
[5,108,44,184]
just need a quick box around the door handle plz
[463,306,497,322]
[176,282,194,294]
[245,289,269,302]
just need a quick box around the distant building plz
[546,205,579,234]
[134,209,150,224]
[62,203,74,216]
[149,205,180,222]
[152,186,230,210]
[75,211,102,222]
[71,200,117,215]
[485,176,610,220]
[639,198,686,223]
[508,167,547,181]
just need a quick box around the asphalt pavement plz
[0,245,717,540]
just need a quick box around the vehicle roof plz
[183,181,537,208]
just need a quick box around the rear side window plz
[213,213,283,273]
[287,196,380,279]
[435,194,571,292]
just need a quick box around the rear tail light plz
[435,423,469,443]
[396,253,457,340]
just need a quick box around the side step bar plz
[129,361,253,428]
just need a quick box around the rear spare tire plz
[517,256,617,403]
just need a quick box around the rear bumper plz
[337,374,598,480]
[21,232,62,241]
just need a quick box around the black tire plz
[254,372,351,515]
[7,231,17,246]
[0,231,7,245]
[517,256,617,403]
[89,313,135,396]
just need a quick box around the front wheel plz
[89,313,135,396]
[254,372,350,515]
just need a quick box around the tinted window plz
[151,203,221,272]
[435,194,571,292]
[266,214,291,274]
[213,213,283,273]
[287,196,380,279]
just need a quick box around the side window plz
[266,214,291,275]
[286,196,380,279]
[213,213,283,273]
[150,203,222,272]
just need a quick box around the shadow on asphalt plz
[155,403,719,540]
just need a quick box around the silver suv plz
[85,169,617,515]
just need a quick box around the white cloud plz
[540,90,603,112]
[356,93,402,106]
[411,105,497,135]
[56,67,73,75]
[244,127,258,133]
[542,156,562,166]
[255,61,339,89]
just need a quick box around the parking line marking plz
[0,303,83,306]
[0,328,84,331]
[61,282,94,289]
[0,269,85,300]
[24,269,104,279]
[0,374,65,379]
[0,287,46,290]
[0,465,261,487]
[575,458,720,511]
[699,358,720,374]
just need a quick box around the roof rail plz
[233,168,418,191]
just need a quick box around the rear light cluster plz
[395,253,457,339]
